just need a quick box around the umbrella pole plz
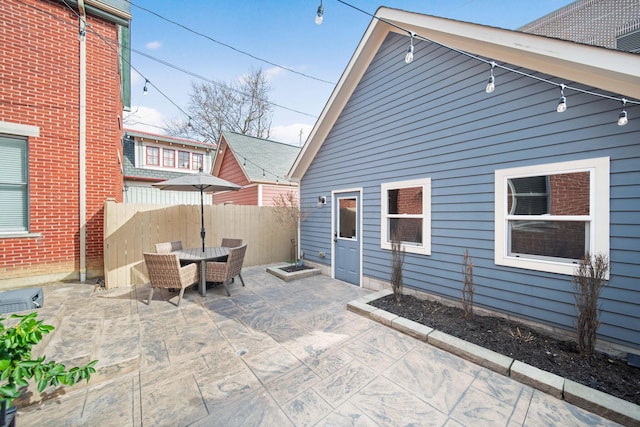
[200,188,205,252]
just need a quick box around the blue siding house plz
[289,8,640,353]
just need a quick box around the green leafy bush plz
[0,312,97,407]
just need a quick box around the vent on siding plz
[616,30,640,53]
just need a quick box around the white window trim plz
[494,157,610,276]
[381,177,431,255]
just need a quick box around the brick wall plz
[0,0,123,286]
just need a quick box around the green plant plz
[461,249,475,320]
[572,252,609,358]
[0,312,97,407]
[390,237,405,303]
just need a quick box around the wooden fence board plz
[104,201,294,288]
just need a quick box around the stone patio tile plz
[241,344,303,383]
[472,369,534,407]
[191,389,294,427]
[313,360,377,408]
[348,375,448,426]
[17,390,87,426]
[339,337,396,373]
[450,384,518,425]
[197,363,262,410]
[282,389,334,427]
[265,364,322,405]
[304,347,354,379]
[353,322,418,360]
[383,345,476,414]
[81,375,139,426]
[316,401,379,426]
[524,390,621,426]
[140,375,207,426]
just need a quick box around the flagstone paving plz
[13,266,621,426]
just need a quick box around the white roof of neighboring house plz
[289,7,640,179]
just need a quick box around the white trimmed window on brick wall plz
[0,122,39,234]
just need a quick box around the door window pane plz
[338,198,357,239]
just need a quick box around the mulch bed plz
[369,293,640,406]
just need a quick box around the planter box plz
[266,264,321,282]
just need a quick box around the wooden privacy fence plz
[104,200,295,288]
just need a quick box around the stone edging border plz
[347,289,640,427]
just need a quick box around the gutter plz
[79,0,87,282]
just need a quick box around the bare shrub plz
[461,249,475,320]
[272,191,308,264]
[573,252,609,358]
[390,237,405,303]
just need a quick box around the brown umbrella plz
[152,169,241,251]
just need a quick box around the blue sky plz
[124,0,575,145]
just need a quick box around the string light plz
[143,79,149,96]
[404,32,415,64]
[486,61,496,94]
[315,1,324,25]
[618,99,628,126]
[328,0,638,126]
[557,84,567,113]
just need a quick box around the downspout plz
[78,0,87,281]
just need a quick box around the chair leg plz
[238,273,245,287]
[177,287,186,307]
[222,279,231,296]
[147,287,154,305]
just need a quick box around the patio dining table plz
[175,247,229,296]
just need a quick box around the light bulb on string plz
[404,32,415,64]
[485,62,496,93]
[557,85,567,113]
[315,1,323,25]
[618,99,628,126]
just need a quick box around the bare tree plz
[167,68,273,143]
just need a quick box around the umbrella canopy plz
[152,170,241,251]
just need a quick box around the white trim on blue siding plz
[381,178,431,255]
[494,157,610,276]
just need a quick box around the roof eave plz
[289,7,640,180]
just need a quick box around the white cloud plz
[145,41,162,50]
[270,123,314,146]
[123,106,168,134]
[264,66,285,81]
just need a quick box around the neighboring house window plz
[494,157,610,276]
[163,148,175,168]
[192,153,203,171]
[146,146,159,166]
[0,135,28,233]
[381,178,431,255]
[178,151,190,169]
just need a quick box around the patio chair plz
[143,252,198,306]
[205,244,247,296]
[221,238,243,248]
[155,240,183,254]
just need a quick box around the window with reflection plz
[495,157,610,276]
[507,172,590,261]
[338,197,357,239]
[381,178,431,255]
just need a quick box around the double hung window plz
[495,157,609,275]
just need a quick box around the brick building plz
[519,0,640,52]
[0,0,131,288]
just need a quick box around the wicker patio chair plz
[143,252,198,306]
[221,238,243,248]
[205,244,247,296]
[155,241,183,254]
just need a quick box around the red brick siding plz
[0,0,123,282]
